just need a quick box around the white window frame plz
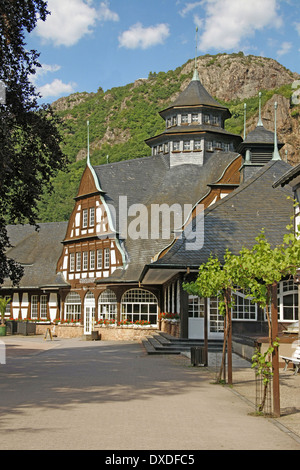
[40,295,48,319]
[76,252,81,272]
[121,288,158,325]
[90,250,95,270]
[89,207,95,227]
[97,249,103,269]
[65,292,81,321]
[83,251,88,271]
[278,280,299,322]
[173,141,180,151]
[104,248,110,269]
[194,140,202,150]
[98,289,117,320]
[82,209,88,228]
[69,253,75,272]
[31,295,39,319]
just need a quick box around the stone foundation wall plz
[36,323,158,342]
[159,320,180,338]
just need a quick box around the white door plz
[84,292,95,335]
[188,296,204,339]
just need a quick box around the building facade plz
[1,68,298,340]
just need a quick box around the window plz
[278,280,298,321]
[164,143,169,153]
[215,142,222,149]
[209,297,224,333]
[172,116,177,126]
[173,141,180,151]
[212,115,219,125]
[98,289,117,320]
[40,295,47,319]
[83,209,88,228]
[90,208,95,227]
[183,141,191,151]
[97,250,103,269]
[121,289,158,325]
[31,295,39,319]
[69,253,75,272]
[192,113,199,123]
[232,290,257,321]
[181,113,188,124]
[83,252,88,271]
[90,250,95,270]
[31,295,48,320]
[76,252,81,271]
[206,141,213,151]
[104,248,110,269]
[65,292,81,321]
[204,114,210,124]
[188,296,204,318]
[194,140,202,150]
[167,118,172,128]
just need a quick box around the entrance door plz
[84,292,95,335]
[188,296,204,339]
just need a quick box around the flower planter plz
[17,321,36,336]
[0,325,7,336]
[5,320,18,335]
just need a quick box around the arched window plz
[278,280,298,322]
[98,289,117,320]
[65,292,81,321]
[121,289,158,325]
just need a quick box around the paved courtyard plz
[0,335,300,451]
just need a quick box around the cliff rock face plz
[52,53,300,166]
[181,53,298,101]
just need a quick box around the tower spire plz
[257,92,263,126]
[272,101,281,161]
[192,26,200,81]
[87,121,90,166]
[243,103,247,140]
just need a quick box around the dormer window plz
[192,113,199,123]
[172,116,177,126]
[204,114,210,124]
[212,116,219,126]
[167,117,172,128]
[181,114,188,124]
[206,141,213,151]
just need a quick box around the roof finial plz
[272,101,281,161]
[257,92,263,126]
[87,121,91,166]
[243,103,247,140]
[192,26,200,81]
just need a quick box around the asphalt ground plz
[0,335,300,454]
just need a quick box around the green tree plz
[0,1,68,284]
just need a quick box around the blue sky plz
[26,0,300,104]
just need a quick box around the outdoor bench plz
[280,346,300,375]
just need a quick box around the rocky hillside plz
[39,52,299,222]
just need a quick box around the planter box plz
[5,320,18,335]
[17,322,36,336]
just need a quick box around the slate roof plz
[93,151,241,282]
[149,160,294,271]
[162,78,230,118]
[3,222,69,289]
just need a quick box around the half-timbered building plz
[1,67,298,342]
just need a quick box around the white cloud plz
[196,0,282,52]
[277,41,292,56]
[38,79,77,98]
[118,23,170,50]
[179,2,202,17]
[99,1,119,22]
[35,0,118,47]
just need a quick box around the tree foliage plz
[0,0,68,284]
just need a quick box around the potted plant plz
[0,297,11,336]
